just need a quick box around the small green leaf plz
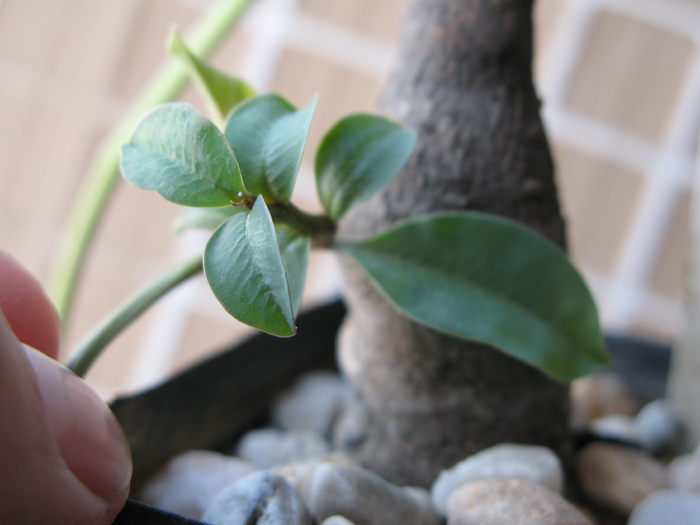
[169,29,255,122]
[204,196,295,336]
[121,102,247,207]
[175,206,246,234]
[315,114,416,220]
[276,226,309,317]
[224,94,317,203]
[337,212,608,381]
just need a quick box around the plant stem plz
[48,0,255,330]
[67,253,203,378]
[268,202,337,247]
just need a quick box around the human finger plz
[0,250,61,359]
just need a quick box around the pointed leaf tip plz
[337,211,608,380]
[276,226,310,318]
[224,94,317,204]
[169,29,255,121]
[204,196,296,337]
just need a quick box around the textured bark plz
[334,0,571,488]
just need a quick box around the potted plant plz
[42,0,673,523]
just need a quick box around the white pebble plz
[628,490,700,525]
[140,450,256,519]
[446,478,594,525]
[273,452,358,503]
[668,453,700,493]
[203,470,312,525]
[636,399,683,455]
[235,428,330,468]
[321,516,357,525]
[589,414,641,444]
[272,371,350,437]
[308,464,441,525]
[431,443,563,516]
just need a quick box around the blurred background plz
[0,0,698,398]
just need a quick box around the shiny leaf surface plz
[121,103,246,207]
[337,212,608,380]
[204,197,295,336]
[316,114,415,220]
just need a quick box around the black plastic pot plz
[110,300,344,524]
[109,300,671,524]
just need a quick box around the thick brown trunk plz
[334,0,571,488]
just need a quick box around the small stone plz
[573,442,669,515]
[235,428,330,468]
[446,478,594,525]
[571,373,638,429]
[272,371,351,437]
[431,443,563,516]
[273,452,358,503]
[589,414,641,444]
[321,516,357,525]
[628,490,700,525]
[668,453,700,493]
[202,470,312,525]
[635,399,684,455]
[307,463,441,525]
[140,450,256,519]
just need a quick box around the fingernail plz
[23,345,132,505]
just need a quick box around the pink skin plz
[0,251,132,525]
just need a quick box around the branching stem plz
[268,202,336,247]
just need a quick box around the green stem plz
[48,0,255,329]
[67,253,203,378]
[268,202,337,247]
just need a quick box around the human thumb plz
[0,313,131,525]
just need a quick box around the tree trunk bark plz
[334,0,571,488]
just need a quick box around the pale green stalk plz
[48,0,255,328]
[67,253,203,378]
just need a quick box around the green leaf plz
[169,29,255,122]
[315,114,416,220]
[224,94,317,203]
[337,212,608,381]
[276,226,310,318]
[204,196,295,336]
[121,102,247,207]
[175,206,246,234]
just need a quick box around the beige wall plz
[0,0,697,397]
